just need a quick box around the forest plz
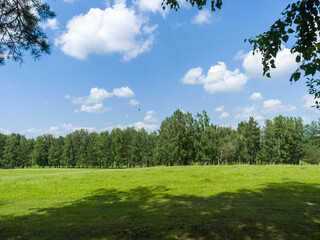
[0,110,320,169]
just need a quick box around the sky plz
[0,0,319,138]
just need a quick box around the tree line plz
[1,110,320,169]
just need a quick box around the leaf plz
[290,72,301,82]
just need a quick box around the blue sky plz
[0,0,318,138]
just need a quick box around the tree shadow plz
[1,183,320,239]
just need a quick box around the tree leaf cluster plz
[0,0,55,65]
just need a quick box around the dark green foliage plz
[0,0,55,65]
[162,0,222,11]
[33,134,53,168]
[1,111,320,168]
[246,0,320,107]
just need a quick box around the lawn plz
[0,165,320,239]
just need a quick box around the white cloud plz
[262,99,296,114]
[102,110,159,132]
[249,92,263,101]
[219,112,229,119]
[239,47,299,79]
[21,123,96,138]
[64,0,75,3]
[76,103,111,114]
[40,18,59,30]
[133,0,163,13]
[192,9,212,25]
[132,121,158,132]
[56,1,157,61]
[215,105,224,112]
[302,94,318,111]
[72,87,113,104]
[181,67,203,84]
[235,105,264,121]
[0,128,10,135]
[113,86,135,98]
[144,110,158,123]
[129,99,139,106]
[181,62,248,94]
[67,87,136,113]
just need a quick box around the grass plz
[0,165,320,239]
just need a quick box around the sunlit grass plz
[1,165,320,239]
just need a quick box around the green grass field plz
[1,165,320,239]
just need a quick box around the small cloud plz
[181,62,247,94]
[76,103,111,114]
[249,92,263,101]
[235,105,264,121]
[215,105,224,112]
[219,112,229,119]
[113,86,135,98]
[302,94,319,111]
[129,99,139,106]
[144,110,158,123]
[40,19,59,30]
[262,99,296,114]
[192,9,212,25]
[72,88,112,104]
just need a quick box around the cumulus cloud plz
[302,94,320,112]
[40,18,59,30]
[181,62,248,94]
[144,110,158,123]
[56,1,157,61]
[237,47,299,79]
[75,103,111,114]
[67,86,135,114]
[215,105,224,112]
[235,105,264,121]
[249,92,263,101]
[219,112,229,119]
[72,88,113,104]
[192,9,212,25]
[262,99,296,114]
[113,86,135,98]
[134,0,163,13]
[129,99,139,106]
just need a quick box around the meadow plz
[1,165,320,239]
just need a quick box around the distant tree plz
[87,132,102,168]
[100,131,114,168]
[34,134,53,168]
[111,128,125,168]
[237,117,261,164]
[3,133,21,168]
[48,136,64,168]
[0,133,7,167]
[64,133,76,167]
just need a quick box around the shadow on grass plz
[1,182,320,239]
